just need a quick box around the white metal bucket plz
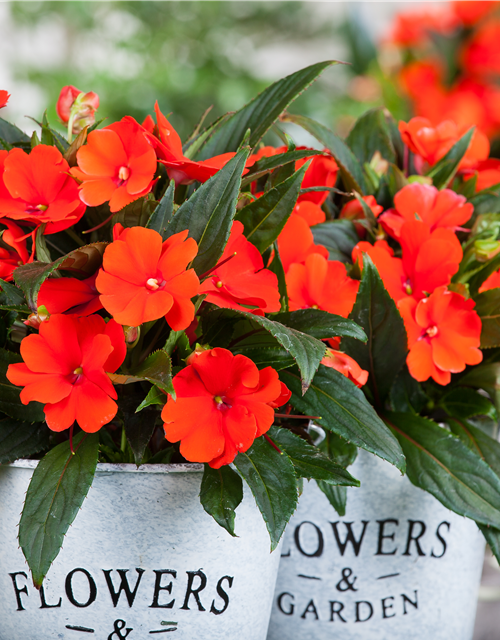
[268,449,485,640]
[0,461,281,640]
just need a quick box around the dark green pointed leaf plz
[197,61,337,158]
[113,197,156,229]
[274,308,366,342]
[386,412,500,528]
[268,242,288,312]
[0,117,30,148]
[236,164,307,252]
[200,464,243,537]
[282,113,368,194]
[0,383,45,422]
[19,432,99,587]
[146,180,175,239]
[317,482,347,517]
[282,366,405,471]
[216,309,326,392]
[0,278,26,306]
[474,288,500,348]
[477,523,500,564]
[129,350,174,396]
[447,418,500,476]
[165,148,249,275]
[0,417,49,464]
[311,220,359,263]
[136,385,166,413]
[389,367,428,414]
[470,184,500,216]
[343,254,408,406]
[234,435,298,550]
[346,108,396,165]
[426,127,474,190]
[441,388,496,420]
[40,112,54,146]
[268,425,359,485]
[232,332,294,370]
[241,149,322,186]
[13,243,107,311]
[123,402,158,467]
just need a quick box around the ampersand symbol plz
[336,567,358,592]
[107,619,133,640]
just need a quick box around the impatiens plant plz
[2,58,500,590]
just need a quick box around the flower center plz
[215,280,223,289]
[404,279,413,296]
[214,396,223,404]
[118,166,130,181]
[146,278,160,291]
[73,367,83,375]
[426,325,438,338]
[214,395,232,411]
[25,204,48,215]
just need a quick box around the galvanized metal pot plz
[0,461,281,640]
[268,449,485,640]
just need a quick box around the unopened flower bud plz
[123,325,140,347]
[57,85,99,139]
[186,343,210,365]
[369,151,389,177]
[475,237,500,262]
[0,90,10,109]
[407,175,433,186]
[24,305,50,330]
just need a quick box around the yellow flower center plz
[215,280,223,289]
[146,278,160,291]
[73,367,83,375]
[426,325,438,338]
[214,396,223,404]
[118,166,130,181]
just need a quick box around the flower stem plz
[264,433,282,454]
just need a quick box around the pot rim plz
[5,459,204,474]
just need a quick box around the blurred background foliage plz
[2,1,409,141]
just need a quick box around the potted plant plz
[0,63,393,639]
[266,104,500,638]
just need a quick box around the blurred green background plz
[0,1,410,141]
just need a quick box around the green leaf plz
[282,366,405,471]
[311,220,359,263]
[474,288,500,348]
[0,117,30,148]
[232,332,295,371]
[197,61,337,158]
[19,432,99,587]
[234,435,298,550]
[40,111,54,146]
[123,403,159,467]
[346,108,396,165]
[0,278,26,306]
[113,197,156,229]
[274,308,366,342]
[268,242,288,312]
[440,388,496,420]
[0,383,45,422]
[0,417,49,464]
[199,464,243,537]
[236,164,307,253]
[165,148,249,275]
[389,367,428,414]
[212,308,326,392]
[241,149,322,186]
[13,243,107,311]
[146,180,175,239]
[447,418,500,475]
[136,385,166,413]
[268,425,359,485]
[282,113,368,194]
[0,347,22,379]
[477,523,500,564]
[386,412,500,528]
[319,430,358,468]
[426,127,474,190]
[343,254,408,406]
[35,226,51,263]
[129,350,174,396]
[317,482,347,517]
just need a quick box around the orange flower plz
[398,286,482,386]
[379,183,473,239]
[0,220,31,281]
[6,314,126,432]
[56,85,99,135]
[463,158,500,192]
[96,226,199,329]
[71,117,157,212]
[339,195,383,238]
[321,349,368,388]
[0,91,10,109]
[199,220,280,314]
[461,20,500,79]
[38,273,102,317]
[137,103,236,185]
[388,9,457,47]
[479,269,500,293]
[353,221,462,303]
[451,0,499,26]
[286,253,359,317]
[162,347,291,468]
[0,145,85,234]
[293,201,326,226]
[399,117,489,170]
[277,214,328,273]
